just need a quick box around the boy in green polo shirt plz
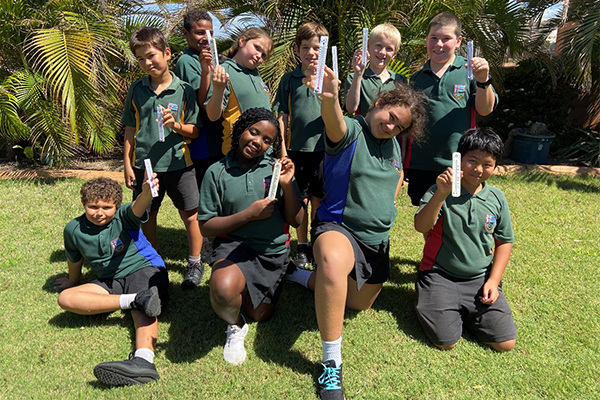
[407,12,497,206]
[123,27,204,287]
[414,127,517,352]
[273,22,328,270]
[55,176,169,386]
[174,9,222,289]
[345,23,407,117]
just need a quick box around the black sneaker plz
[132,286,161,317]
[93,356,159,386]
[293,244,312,269]
[318,360,345,400]
[181,261,204,290]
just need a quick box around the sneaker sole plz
[181,279,199,290]
[93,365,159,386]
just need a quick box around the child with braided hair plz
[197,107,304,365]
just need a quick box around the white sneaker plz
[223,321,248,365]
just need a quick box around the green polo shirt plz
[205,59,271,155]
[121,72,200,172]
[273,65,325,152]
[316,116,403,244]
[174,48,223,159]
[417,182,514,279]
[344,68,408,117]
[409,56,498,172]
[198,153,302,255]
[64,203,165,280]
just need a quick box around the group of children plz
[54,9,517,400]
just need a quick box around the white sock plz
[188,255,200,263]
[134,348,155,364]
[286,268,313,288]
[322,337,342,366]
[119,293,137,310]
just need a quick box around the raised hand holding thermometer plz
[361,28,369,67]
[467,41,474,80]
[331,46,339,80]
[267,162,282,200]
[452,152,461,197]
[157,106,165,142]
[314,36,329,94]
[206,30,219,68]
[144,158,159,198]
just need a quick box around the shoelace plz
[318,364,342,390]
[225,326,244,346]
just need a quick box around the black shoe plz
[132,286,161,317]
[181,261,204,290]
[318,360,345,400]
[93,356,159,386]
[293,244,312,269]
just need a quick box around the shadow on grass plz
[493,171,600,193]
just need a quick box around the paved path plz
[1,164,599,182]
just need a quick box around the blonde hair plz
[227,27,273,59]
[370,23,401,53]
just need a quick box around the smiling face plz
[368,33,398,72]
[84,199,118,227]
[234,36,271,69]
[295,36,320,71]
[134,44,171,79]
[460,149,496,192]
[366,103,412,140]
[426,24,461,69]
[183,19,213,54]
[237,120,276,160]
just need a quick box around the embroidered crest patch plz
[394,159,402,174]
[167,102,179,113]
[453,84,466,100]
[485,214,496,232]
[110,238,124,252]
[261,81,270,94]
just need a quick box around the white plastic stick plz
[331,46,338,80]
[314,36,329,94]
[361,28,369,66]
[157,106,165,142]
[467,41,474,80]
[206,30,219,68]
[452,152,461,197]
[267,162,282,200]
[144,159,159,198]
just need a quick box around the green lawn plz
[0,172,599,399]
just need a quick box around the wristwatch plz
[476,75,493,89]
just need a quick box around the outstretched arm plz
[414,168,454,233]
[132,173,158,218]
[304,65,345,143]
[205,65,229,121]
[470,56,495,116]
[277,157,303,227]
[344,48,367,114]
[54,258,83,292]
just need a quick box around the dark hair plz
[295,22,329,49]
[183,9,212,31]
[457,127,504,161]
[228,27,272,59]
[368,83,427,142]
[129,27,168,54]
[80,178,123,208]
[230,108,281,159]
[428,12,462,38]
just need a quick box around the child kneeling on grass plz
[54,176,168,386]
[198,108,304,365]
[414,127,517,352]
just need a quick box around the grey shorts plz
[133,166,199,212]
[415,269,517,346]
[93,266,169,308]
[311,218,390,290]
[211,237,290,310]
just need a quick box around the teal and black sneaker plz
[318,359,345,400]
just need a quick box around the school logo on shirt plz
[263,177,272,197]
[393,159,402,174]
[110,238,125,253]
[485,214,496,232]
[167,102,179,114]
[260,81,270,94]
[453,84,466,100]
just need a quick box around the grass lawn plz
[0,172,598,399]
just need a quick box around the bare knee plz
[487,339,516,352]
[57,289,76,310]
[210,278,239,306]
